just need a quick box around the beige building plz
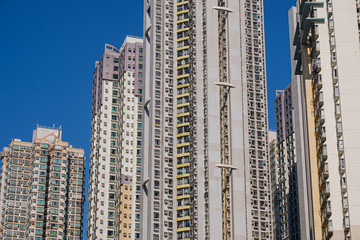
[269,131,281,240]
[291,0,360,239]
[0,125,85,240]
[118,181,132,240]
[0,141,32,239]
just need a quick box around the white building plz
[140,0,272,239]
[87,37,144,240]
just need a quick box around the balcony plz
[317,74,323,89]
[320,126,326,142]
[323,144,328,160]
[320,174,328,192]
[328,1,333,17]
[341,177,347,193]
[314,25,319,39]
[338,140,344,155]
[312,58,321,73]
[325,201,332,216]
[336,122,343,137]
[315,41,320,56]
[329,18,334,34]
[317,108,325,124]
[322,181,330,197]
[343,196,349,212]
[334,86,340,102]
[332,68,338,85]
[318,91,324,106]
[339,158,345,174]
[324,220,333,238]
[330,36,335,51]
[324,163,329,178]
[331,52,337,67]
[335,104,341,119]
[343,216,350,230]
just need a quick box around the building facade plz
[88,43,121,240]
[0,125,85,240]
[274,86,301,239]
[87,36,143,240]
[0,141,32,239]
[292,0,360,239]
[269,131,280,240]
[140,0,177,238]
[140,0,272,239]
[116,36,144,240]
[288,6,320,240]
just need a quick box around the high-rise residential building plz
[87,36,143,240]
[116,36,143,240]
[140,0,272,239]
[88,43,121,240]
[291,0,360,239]
[0,140,32,239]
[0,125,85,240]
[288,6,320,240]
[269,131,280,240]
[274,86,301,239]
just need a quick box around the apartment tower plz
[269,131,280,240]
[140,0,272,239]
[87,36,143,240]
[274,86,301,239]
[88,43,121,240]
[292,0,360,239]
[288,6,320,240]
[0,125,85,240]
[116,36,144,240]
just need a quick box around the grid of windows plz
[176,1,191,239]
[0,129,85,240]
[245,0,272,239]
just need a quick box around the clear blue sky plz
[0,0,296,238]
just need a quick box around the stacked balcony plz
[176,0,191,238]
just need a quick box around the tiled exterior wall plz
[88,37,143,240]
[0,127,85,240]
[140,1,272,239]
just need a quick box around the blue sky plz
[0,0,296,238]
